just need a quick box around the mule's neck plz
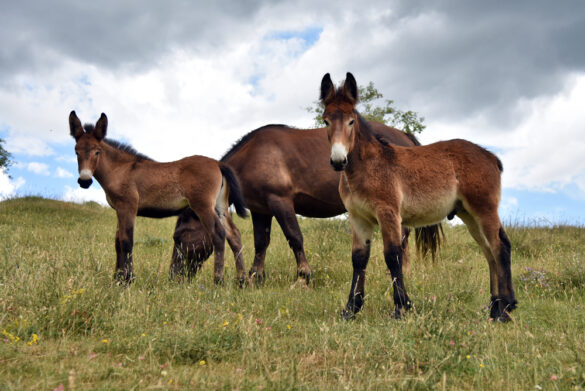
[92,141,144,187]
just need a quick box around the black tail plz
[219,163,248,218]
[415,224,444,261]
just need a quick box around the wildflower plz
[448,341,455,346]
[287,324,291,330]
[256,318,262,325]
[480,363,485,368]
[27,333,38,346]
[161,370,168,376]
[466,355,470,359]
[223,320,229,327]
[88,352,97,360]
[102,339,108,344]
[169,379,174,384]
[138,356,145,361]
[550,375,558,381]
[163,321,167,325]
[141,333,146,337]
[200,360,206,366]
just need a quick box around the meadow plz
[1,197,584,390]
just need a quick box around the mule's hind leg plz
[341,213,374,320]
[249,212,272,282]
[458,209,516,321]
[268,196,313,282]
[195,209,227,284]
[401,227,411,274]
[379,210,411,319]
[223,214,247,286]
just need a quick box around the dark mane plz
[221,124,290,162]
[83,123,153,161]
[105,139,154,161]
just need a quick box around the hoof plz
[297,267,314,284]
[214,277,224,285]
[340,308,356,320]
[237,277,248,288]
[249,269,266,284]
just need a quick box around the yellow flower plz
[27,334,38,346]
[287,324,291,330]
[223,321,229,327]
[466,355,470,359]
[141,333,146,337]
[199,360,206,366]
[480,363,485,368]
[102,339,108,344]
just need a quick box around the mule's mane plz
[83,123,154,162]
[221,124,290,162]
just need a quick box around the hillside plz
[1,197,584,390]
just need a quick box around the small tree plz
[306,81,425,135]
[0,137,13,176]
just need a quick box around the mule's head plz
[69,111,108,189]
[320,72,359,171]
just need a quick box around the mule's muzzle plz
[78,177,93,189]
[330,157,348,171]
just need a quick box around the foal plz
[69,111,247,284]
[320,73,517,321]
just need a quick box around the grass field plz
[1,197,584,390]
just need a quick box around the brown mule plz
[171,122,442,283]
[69,111,248,285]
[320,73,516,322]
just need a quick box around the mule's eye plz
[323,119,330,127]
[95,150,100,155]
[349,119,354,126]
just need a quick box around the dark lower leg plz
[341,245,370,319]
[385,245,411,318]
[249,212,272,281]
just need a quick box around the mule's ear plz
[320,73,336,104]
[69,110,84,140]
[343,72,358,104]
[93,113,108,141]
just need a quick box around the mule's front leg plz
[341,214,373,320]
[115,211,136,284]
[380,212,411,318]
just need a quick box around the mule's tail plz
[415,224,444,261]
[219,163,248,218]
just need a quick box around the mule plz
[69,111,248,284]
[320,73,516,321]
[171,122,442,283]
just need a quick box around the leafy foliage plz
[307,81,426,134]
[0,137,12,173]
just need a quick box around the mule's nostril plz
[78,177,93,189]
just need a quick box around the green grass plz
[1,197,584,390]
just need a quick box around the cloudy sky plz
[1,0,584,225]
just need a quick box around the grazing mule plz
[171,122,442,282]
[320,73,516,321]
[69,111,247,284]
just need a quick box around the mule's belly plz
[137,194,189,218]
[401,188,457,227]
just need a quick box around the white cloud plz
[0,168,25,200]
[26,162,50,176]
[55,167,73,178]
[62,185,108,206]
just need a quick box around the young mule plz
[320,73,517,322]
[69,111,247,284]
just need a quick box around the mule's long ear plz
[94,113,108,141]
[69,110,84,140]
[320,73,336,104]
[343,72,358,104]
